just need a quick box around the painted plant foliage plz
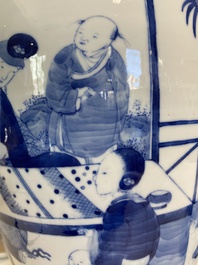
[0,1,197,265]
[182,0,198,37]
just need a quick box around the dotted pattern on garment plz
[0,176,28,216]
[42,167,102,218]
[0,166,103,219]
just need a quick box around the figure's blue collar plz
[111,193,146,205]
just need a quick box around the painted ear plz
[119,172,136,191]
[111,27,119,40]
[78,19,85,25]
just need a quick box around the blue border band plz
[0,204,192,236]
[0,213,103,236]
[160,120,198,127]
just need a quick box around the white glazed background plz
[0,0,198,265]
[1,0,150,112]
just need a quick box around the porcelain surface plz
[0,0,198,265]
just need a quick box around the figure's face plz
[95,153,124,195]
[68,250,91,265]
[0,58,19,87]
[74,18,115,53]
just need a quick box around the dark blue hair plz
[115,148,145,190]
[0,33,38,68]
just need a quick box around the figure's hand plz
[76,87,96,110]
[87,87,96,96]
[77,87,90,98]
[78,87,96,101]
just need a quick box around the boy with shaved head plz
[45,16,129,163]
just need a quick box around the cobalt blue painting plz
[0,1,198,264]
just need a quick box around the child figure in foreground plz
[93,148,160,265]
[45,16,129,163]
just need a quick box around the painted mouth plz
[79,41,86,45]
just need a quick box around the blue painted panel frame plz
[145,0,160,162]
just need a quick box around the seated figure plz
[0,33,80,167]
[93,148,160,265]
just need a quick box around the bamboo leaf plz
[193,6,198,37]
[186,3,195,24]
[182,0,193,11]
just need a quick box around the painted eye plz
[102,172,107,175]
[1,66,4,69]
[93,35,98,39]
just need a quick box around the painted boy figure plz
[93,148,160,265]
[46,16,129,163]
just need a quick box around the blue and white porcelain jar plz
[0,1,198,265]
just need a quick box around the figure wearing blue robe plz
[46,44,129,159]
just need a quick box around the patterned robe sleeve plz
[46,45,78,114]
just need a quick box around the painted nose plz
[81,36,89,43]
